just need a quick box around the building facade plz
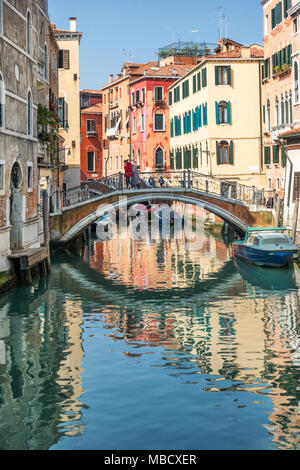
[80,101,103,181]
[129,64,194,172]
[169,40,265,188]
[262,0,293,198]
[0,0,53,272]
[281,1,300,233]
[53,18,82,189]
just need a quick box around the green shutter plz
[288,45,292,65]
[197,72,201,91]
[170,151,174,169]
[272,7,275,29]
[193,147,198,168]
[170,119,174,138]
[216,141,220,165]
[215,66,219,85]
[176,149,182,169]
[193,75,196,93]
[229,141,234,165]
[282,147,287,167]
[273,145,279,163]
[202,68,207,87]
[263,105,266,124]
[227,101,231,124]
[215,101,220,124]
[169,91,172,106]
[264,146,270,165]
[227,66,232,85]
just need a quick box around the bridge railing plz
[50,170,272,211]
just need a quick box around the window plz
[268,178,272,190]
[182,80,189,99]
[154,86,163,102]
[275,96,279,125]
[267,99,271,131]
[27,163,33,190]
[154,109,164,131]
[141,88,145,103]
[289,90,293,123]
[141,114,144,132]
[131,92,135,106]
[281,94,285,124]
[44,44,49,81]
[295,61,299,102]
[202,68,207,87]
[155,147,164,168]
[58,50,70,69]
[284,0,291,18]
[137,149,141,168]
[58,97,68,128]
[264,146,271,165]
[87,120,96,134]
[169,91,172,105]
[293,17,298,34]
[132,116,136,133]
[87,151,95,172]
[293,172,300,201]
[273,145,280,164]
[216,101,231,124]
[174,86,180,103]
[176,148,182,169]
[193,147,199,169]
[262,58,270,80]
[183,111,192,134]
[193,106,202,131]
[271,2,283,29]
[265,14,269,35]
[202,103,208,126]
[174,115,181,136]
[215,66,231,85]
[27,90,33,136]
[132,150,135,164]
[285,92,289,124]
[136,89,140,103]
[216,140,233,165]
[0,161,4,191]
[27,11,32,55]
[276,178,280,190]
[0,73,4,128]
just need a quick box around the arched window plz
[44,44,49,81]
[27,90,33,136]
[285,92,289,125]
[216,100,231,124]
[290,90,293,124]
[275,96,279,126]
[294,61,299,102]
[155,146,164,169]
[281,94,285,125]
[154,108,164,131]
[137,149,141,168]
[218,140,229,164]
[0,73,5,128]
[27,11,32,55]
[266,99,271,132]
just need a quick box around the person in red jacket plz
[124,159,132,188]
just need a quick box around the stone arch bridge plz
[49,171,273,245]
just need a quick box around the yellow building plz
[53,18,82,188]
[169,39,266,188]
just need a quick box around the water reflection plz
[0,225,300,449]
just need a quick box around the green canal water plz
[0,225,300,450]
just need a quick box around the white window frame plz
[141,113,144,132]
[87,150,95,172]
[27,162,33,192]
[294,59,299,105]
[154,86,163,102]
[86,119,95,134]
[153,108,165,131]
[265,14,269,35]
[132,116,136,133]
[141,87,145,103]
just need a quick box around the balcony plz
[271,124,292,142]
[87,130,97,137]
[273,64,292,79]
[106,117,121,139]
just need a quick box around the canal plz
[0,224,300,450]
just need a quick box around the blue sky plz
[48,0,263,90]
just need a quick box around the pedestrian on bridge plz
[159,176,165,188]
[131,164,142,189]
[124,160,132,189]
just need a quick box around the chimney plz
[69,17,77,32]
[117,73,122,79]
[241,47,251,58]
[110,74,114,82]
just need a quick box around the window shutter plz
[193,75,197,93]
[227,66,232,85]
[229,141,234,165]
[215,101,220,124]
[63,50,70,69]
[271,7,275,29]
[170,151,174,170]
[198,105,202,127]
[262,63,265,81]
[288,45,292,65]
[197,72,201,91]
[169,91,172,106]
[273,145,279,163]
[202,68,207,87]
[227,101,231,124]
[170,119,174,138]
[215,66,219,85]
[282,146,287,167]
[263,105,266,123]
[216,141,220,165]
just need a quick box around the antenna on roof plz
[211,6,226,39]
[121,48,134,62]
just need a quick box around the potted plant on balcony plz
[38,104,59,157]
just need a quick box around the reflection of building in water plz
[88,227,231,290]
[261,289,300,450]
[0,279,85,449]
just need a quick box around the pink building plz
[262,0,293,199]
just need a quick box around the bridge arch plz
[54,189,250,245]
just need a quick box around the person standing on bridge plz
[131,164,142,189]
[124,159,133,189]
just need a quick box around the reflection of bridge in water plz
[50,170,273,245]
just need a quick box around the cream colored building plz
[53,18,82,188]
[169,39,266,189]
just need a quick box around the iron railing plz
[50,170,273,212]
